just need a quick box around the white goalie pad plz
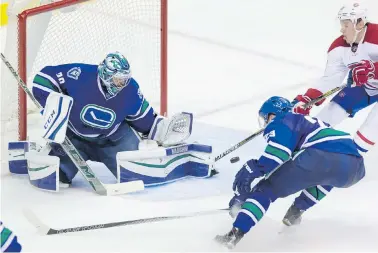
[148,112,193,147]
[8,141,50,174]
[25,151,60,192]
[116,143,213,186]
[42,92,73,144]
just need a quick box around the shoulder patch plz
[67,67,81,80]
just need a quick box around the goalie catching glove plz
[148,112,193,146]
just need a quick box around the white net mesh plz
[1,0,165,174]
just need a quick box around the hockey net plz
[0,0,167,174]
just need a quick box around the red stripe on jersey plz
[327,36,349,53]
[357,131,375,145]
[364,23,378,45]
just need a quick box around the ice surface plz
[1,0,378,252]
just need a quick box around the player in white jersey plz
[293,2,378,155]
[283,3,378,227]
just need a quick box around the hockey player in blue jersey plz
[10,51,215,191]
[1,221,22,252]
[215,96,365,249]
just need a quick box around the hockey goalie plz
[8,52,217,192]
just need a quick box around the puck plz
[230,156,240,163]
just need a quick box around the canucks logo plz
[67,67,81,80]
[80,104,116,129]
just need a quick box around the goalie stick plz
[214,84,347,162]
[1,53,144,195]
[23,208,229,235]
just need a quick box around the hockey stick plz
[23,208,229,235]
[1,53,144,195]
[214,84,346,162]
[303,84,347,109]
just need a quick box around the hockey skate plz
[59,169,72,188]
[214,227,244,249]
[282,204,305,226]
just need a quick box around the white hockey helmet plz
[337,2,368,24]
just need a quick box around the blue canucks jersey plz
[1,221,22,252]
[259,112,361,174]
[32,63,156,139]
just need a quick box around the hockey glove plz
[348,60,378,87]
[292,88,324,115]
[232,159,263,195]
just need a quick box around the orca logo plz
[67,67,81,80]
[80,104,116,129]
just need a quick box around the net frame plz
[16,0,168,141]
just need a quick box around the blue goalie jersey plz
[31,63,156,139]
[258,112,361,174]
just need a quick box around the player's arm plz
[255,121,295,175]
[232,120,296,196]
[31,66,64,108]
[32,66,73,143]
[293,39,349,115]
[126,81,193,146]
[0,221,22,252]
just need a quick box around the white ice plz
[1,0,378,252]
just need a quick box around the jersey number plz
[80,104,116,129]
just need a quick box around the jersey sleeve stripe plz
[37,72,62,92]
[265,145,290,162]
[126,100,152,121]
[1,227,12,246]
[261,152,284,165]
[302,135,352,148]
[1,233,15,252]
[33,75,58,91]
[308,128,350,142]
[268,141,292,156]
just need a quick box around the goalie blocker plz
[8,141,215,191]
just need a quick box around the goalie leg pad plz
[8,141,30,174]
[25,151,60,192]
[7,141,46,174]
[117,143,214,186]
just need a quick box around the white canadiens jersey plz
[316,23,378,96]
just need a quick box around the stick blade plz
[105,180,144,195]
[23,208,51,235]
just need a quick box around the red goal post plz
[11,0,167,141]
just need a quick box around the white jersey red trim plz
[315,23,378,96]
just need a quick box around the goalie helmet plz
[337,3,368,24]
[98,52,131,98]
[258,96,292,127]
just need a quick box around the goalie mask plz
[98,52,131,98]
